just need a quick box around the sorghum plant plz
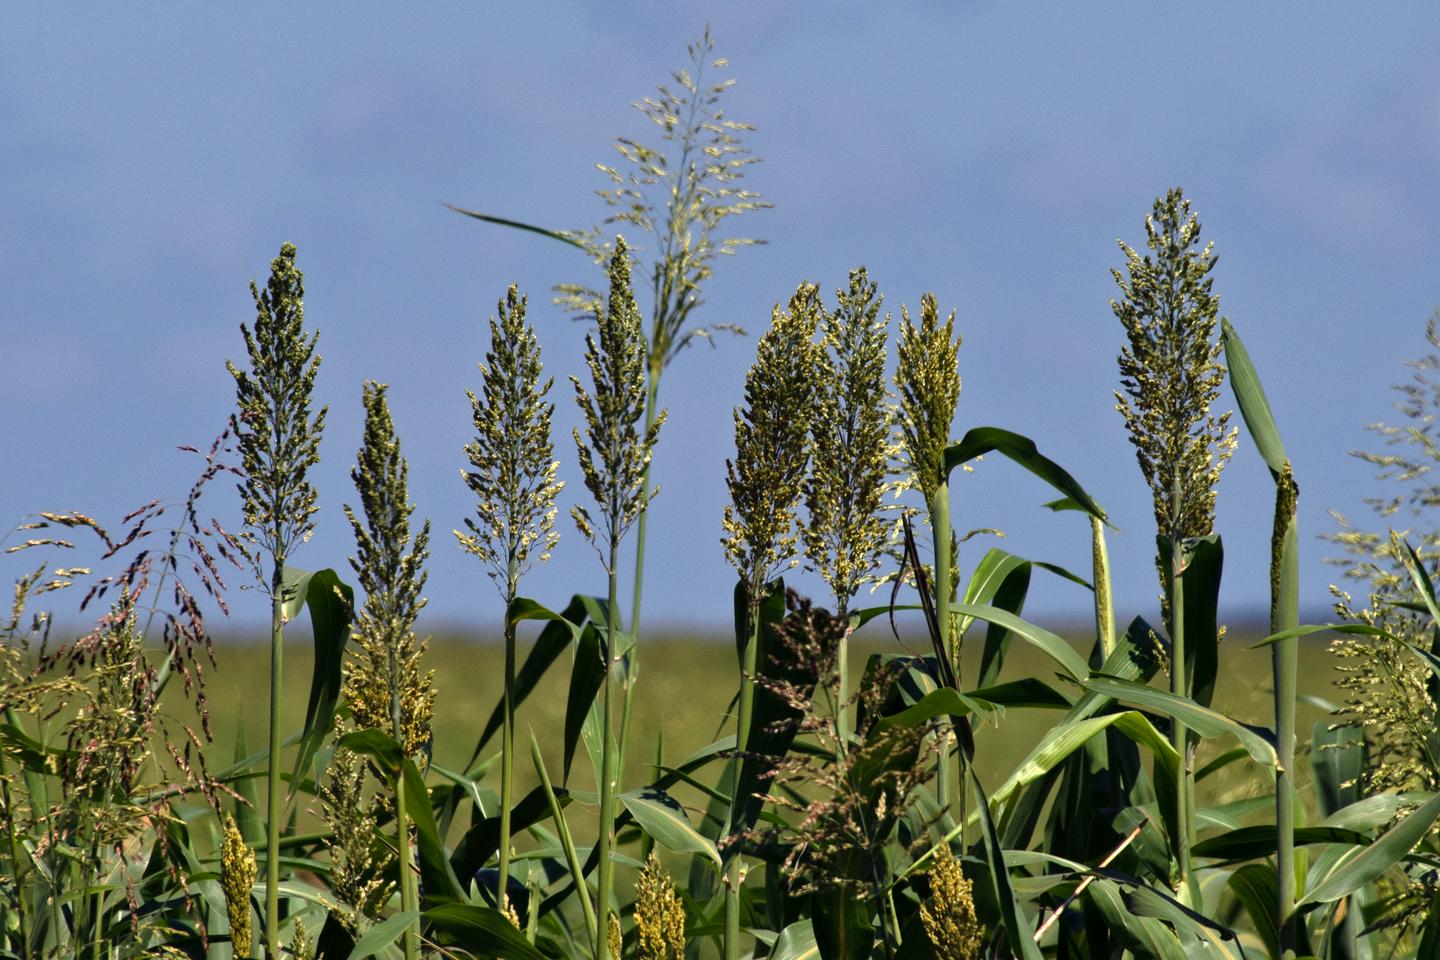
[804,269,892,742]
[227,241,327,958]
[721,283,823,959]
[571,237,665,960]
[1112,187,1235,896]
[457,284,562,916]
[342,381,433,960]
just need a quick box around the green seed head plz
[895,293,961,500]
[723,282,824,599]
[571,237,666,563]
[227,242,327,566]
[343,382,434,758]
[457,285,563,598]
[1112,188,1236,543]
[804,268,892,614]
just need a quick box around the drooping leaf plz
[1228,863,1281,960]
[950,602,1088,681]
[1081,674,1276,767]
[1299,790,1440,909]
[809,873,873,960]
[942,426,1107,523]
[423,902,551,959]
[620,787,722,872]
[770,918,819,960]
[971,770,1044,960]
[451,784,572,887]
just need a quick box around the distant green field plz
[192,624,1344,822]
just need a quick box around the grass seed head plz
[723,282,824,600]
[343,382,435,758]
[895,293,961,501]
[227,242,327,568]
[220,812,256,957]
[571,238,666,563]
[920,845,983,960]
[634,852,686,960]
[1112,188,1236,548]
[804,267,892,614]
[457,284,563,600]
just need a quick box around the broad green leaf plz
[402,758,465,904]
[770,919,819,960]
[942,426,1107,523]
[563,622,605,784]
[965,548,1032,688]
[733,575,803,839]
[444,203,590,251]
[281,565,355,787]
[950,602,1088,681]
[337,728,405,781]
[1081,675,1277,767]
[620,787,721,872]
[1252,622,1395,648]
[876,687,996,732]
[1087,878,1187,960]
[451,784,572,885]
[423,902,550,959]
[346,910,419,960]
[1221,319,1289,476]
[232,720,263,844]
[1319,792,1433,832]
[1299,790,1440,909]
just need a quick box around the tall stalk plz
[570,240,664,960]
[227,243,326,959]
[1222,319,1299,955]
[343,382,434,960]
[1112,189,1234,903]
[895,293,963,813]
[721,283,824,960]
[458,285,562,918]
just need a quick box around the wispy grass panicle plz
[562,27,769,365]
[723,282,825,597]
[1112,188,1236,543]
[804,268,892,616]
[344,382,434,758]
[458,284,564,598]
[572,238,667,563]
[895,293,961,502]
[228,242,327,564]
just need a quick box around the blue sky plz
[4,4,1439,638]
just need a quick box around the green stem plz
[499,611,517,917]
[596,544,620,960]
[627,368,661,640]
[1272,468,1299,957]
[725,595,762,960]
[929,482,953,814]
[264,569,284,960]
[395,772,418,960]
[1166,505,1197,905]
